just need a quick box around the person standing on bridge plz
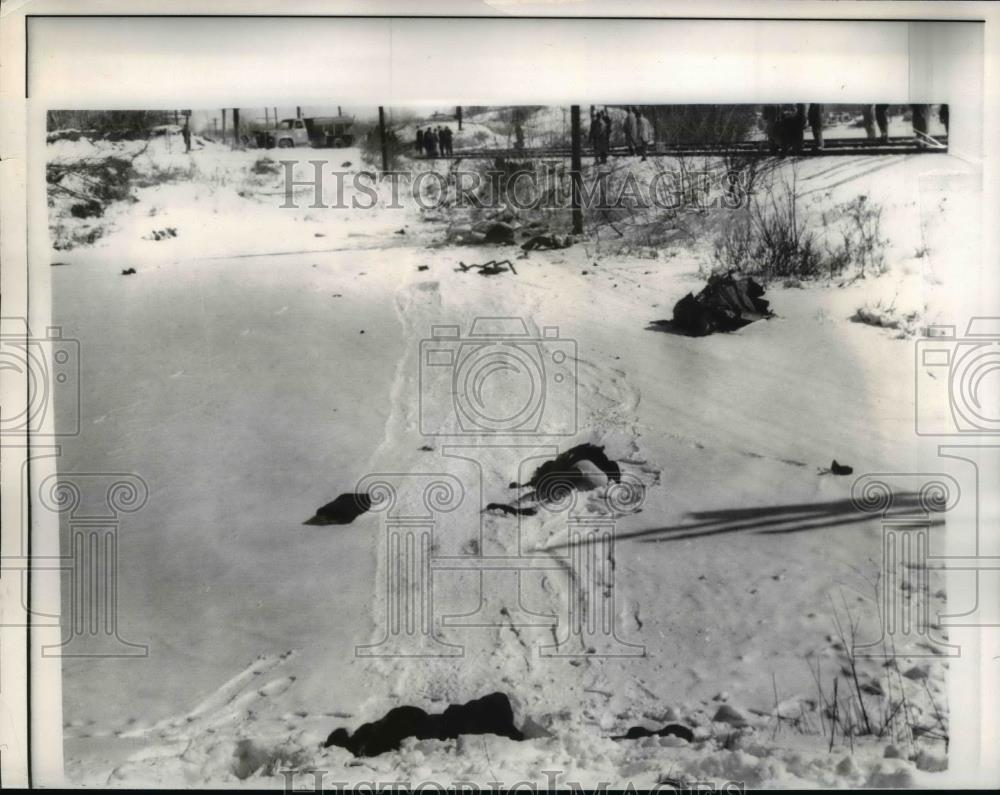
[441,126,453,156]
[623,107,636,156]
[589,112,601,160]
[416,128,425,155]
[808,103,824,150]
[911,104,930,145]
[597,111,611,164]
[875,104,890,142]
[861,105,876,140]
[425,127,438,158]
[636,110,653,162]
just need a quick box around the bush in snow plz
[711,171,889,283]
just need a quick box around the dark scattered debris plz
[251,157,280,176]
[830,460,854,476]
[417,265,429,271]
[665,272,772,337]
[70,200,104,219]
[395,228,406,235]
[489,444,623,517]
[483,222,516,245]
[324,693,523,757]
[521,233,576,252]
[315,232,326,238]
[340,161,352,168]
[121,267,137,276]
[513,443,622,492]
[611,723,695,743]
[303,493,373,526]
[485,503,538,517]
[418,444,434,452]
[148,227,178,241]
[455,259,517,277]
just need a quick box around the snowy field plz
[47,116,974,787]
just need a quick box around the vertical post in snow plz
[378,105,389,172]
[570,105,584,235]
[232,108,241,149]
[221,109,227,144]
[296,106,302,119]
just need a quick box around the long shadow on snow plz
[546,493,943,548]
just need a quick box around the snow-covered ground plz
[48,123,975,787]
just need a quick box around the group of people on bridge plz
[416,125,455,157]
[589,107,654,164]
[765,103,948,152]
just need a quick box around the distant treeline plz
[47,110,176,135]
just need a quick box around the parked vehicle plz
[304,116,356,147]
[256,116,356,149]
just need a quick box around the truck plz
[256,115,356,149]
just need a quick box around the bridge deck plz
[418,136,948,161]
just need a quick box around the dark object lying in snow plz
[487,443,623,516]
[830,460,854,476]
[417,265,429,271]
[521,233,576,251]
[71,200,104,219]
[485,502,538,517]
[671,272,772,336]
[611,723,694,742]
[513,443,622,492]
[121,267,137,275]
[456,259,517,276]
[611,723,695,743]
[483,222,516,245]
[303,493,372,525]
[148,227,178,241]
[324,692,523,757]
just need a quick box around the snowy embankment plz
[50,129,973,787]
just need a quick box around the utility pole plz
[296,106,302,119]
[221,109,227,144]
[570,105,583,235]
[456,106,463,130]
[232,108,240,149]
[378,105,389,172]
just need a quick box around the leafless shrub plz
[711,169,889,283]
